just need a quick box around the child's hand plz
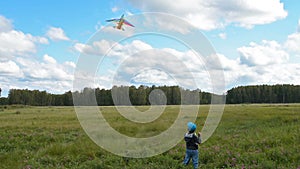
[198,132,201,136]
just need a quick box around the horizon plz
[1,0,300,97]
[1,83,299,98]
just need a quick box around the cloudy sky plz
[0,0,300,96]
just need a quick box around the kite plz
[106,14,134,31]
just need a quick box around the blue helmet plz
[187,122,196,132]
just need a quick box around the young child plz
[183,122,202,169]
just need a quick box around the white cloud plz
[131,68,177,86]
[215,19,300,87]
[284,19,300,54]
[0,30,48,60]
[126,11,134,16]
[0,30,35,58]
[95,21,103,30]
[285,33,300,54]
[143,14,193,34]
[74,43,93,54]
[64,61,76,68]
[74,39,152,58]
[229,63,300,86]
[75,39,234,92]
[0,16,74,96]
[116,40,151,58]
[218,33,227,39]
[93,40,117,55]
[0,58,75,96]
[43,54,57,64]
[74,40,158,90]
[0,15,48,61]
[84,40,213,91]
[46,27,70,41]
[298,19,300,32]
[111,6,119,12]
[0,15,13,32]
[0,60,23,77]
[34,36,49,44]
[238,40,289,66]
[0,54,75,95]
[213,54,300,89]
[255,64,300,84]
[216,54,237,70]
[127,0,287,30]
[74,40,116,56]
[116,40,153,57]
[16,56,73,81]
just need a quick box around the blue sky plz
[0,0,300,96]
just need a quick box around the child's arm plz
[197,132,202,144]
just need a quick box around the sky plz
[0,0,300,97]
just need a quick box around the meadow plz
[0,104,299,168]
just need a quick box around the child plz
[183,122,202,169]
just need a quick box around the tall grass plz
[0,104,299,168]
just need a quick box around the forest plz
[0,84,299,106]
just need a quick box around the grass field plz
[0,104,299,169]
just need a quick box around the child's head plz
[187,122,196,133]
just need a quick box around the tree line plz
[4,89,73,106]
[0,84,299,106]
[0,86,211,106]
[226,84,300,104]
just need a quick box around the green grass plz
[0,104,299,168]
